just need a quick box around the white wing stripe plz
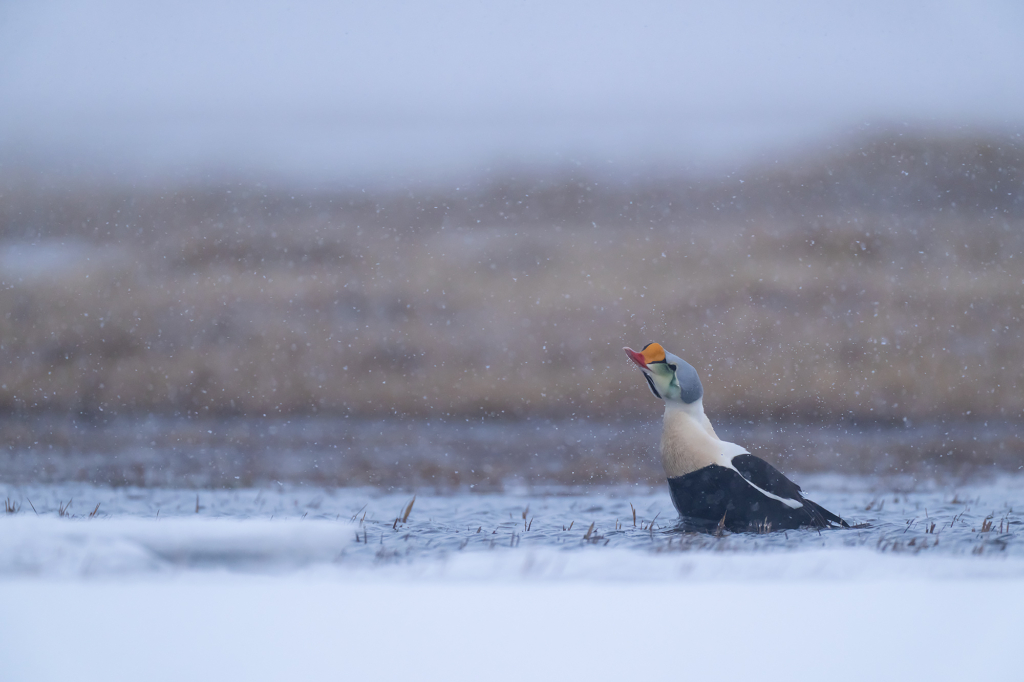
[724,462,804,509]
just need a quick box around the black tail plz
[804,499,850,528]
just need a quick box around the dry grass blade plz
[400,496,416,524]
[58,499,73,518]
[583,522,595,541]
[89,503,100,518]
[3,497,19,514]
[715,512,727,538]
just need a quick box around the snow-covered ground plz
[2,478,1021,681]
[3,574,1021,682]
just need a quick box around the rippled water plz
[2,474,1021,577]
[3,415,1022,490]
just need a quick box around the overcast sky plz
[2,1,1023,184]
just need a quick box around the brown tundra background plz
[1,132,1022,484]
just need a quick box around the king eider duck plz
[624,342,849,532]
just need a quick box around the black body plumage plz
[667,454,848,532]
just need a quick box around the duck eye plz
[667,363,677,371]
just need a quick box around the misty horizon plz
[2,2,1024,184]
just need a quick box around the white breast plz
[659,400,751,478]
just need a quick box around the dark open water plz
[1,415,1021,489]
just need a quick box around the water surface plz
[3,475,1020,578]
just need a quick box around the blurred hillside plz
[0,131,1022,423]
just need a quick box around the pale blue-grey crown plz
[664,351,704,404]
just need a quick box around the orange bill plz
[623,342,665,369]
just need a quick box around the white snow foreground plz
[1,516,1022,682]
[1,576,1022,682]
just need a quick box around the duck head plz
[623,342,703,404]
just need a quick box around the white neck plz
[659,399,736,478]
